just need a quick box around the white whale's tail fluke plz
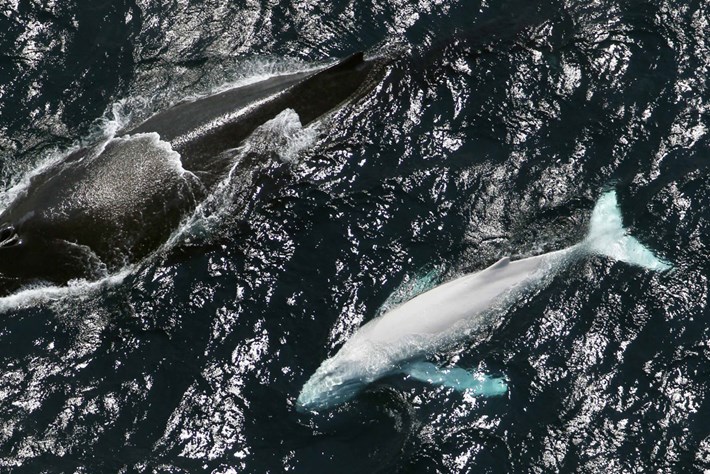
[404,362,508,397]
[583,191,671,271]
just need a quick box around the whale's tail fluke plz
[584,191,671,271]
[404,362,508,397]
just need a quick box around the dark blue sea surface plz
[1,0,709,471]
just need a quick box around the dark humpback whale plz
[0,52,385,294]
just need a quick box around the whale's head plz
[297,348,383,412]
[0,221,38,293]
[0,217,100,295]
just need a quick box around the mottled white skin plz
[297,251,569,410]
[360,249,571,346]
[297,191,671,411]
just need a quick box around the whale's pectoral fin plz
[403,362,507,397]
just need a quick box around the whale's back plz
[131,52,386,187]
[0,53,387,291]
[0,133,202,281]
[129,70,314,145]
[360,250,570,346]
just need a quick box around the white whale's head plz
[297,341,393,411]
[297,317,440,412]
[297,354,369,411]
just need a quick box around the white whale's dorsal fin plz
[489,257,510,270]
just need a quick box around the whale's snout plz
[296,358,367,412]
[296,375,365,412]
[0,218,93,293]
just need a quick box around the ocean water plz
[0,0,708,472]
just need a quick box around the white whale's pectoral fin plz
[403,362,508,397]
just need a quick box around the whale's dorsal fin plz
[489,257,510,270]
[322,51,364,74]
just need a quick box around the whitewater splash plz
[0,268,133,312]
[166,107,320,250]
[237,108,320,164]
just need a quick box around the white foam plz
[0,268,132,312]
[0,97,137,214]
[188,58,322,101]
[164,108,320,251]
[114,132,195,178]
[0,150,64,214]
[239,108,319,163]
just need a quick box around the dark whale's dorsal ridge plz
[0,52,388,293]
[130,52,386,188]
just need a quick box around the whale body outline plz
[297,191,671,411]
[0,52,386,294]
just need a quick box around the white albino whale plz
[297,191,671,411]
